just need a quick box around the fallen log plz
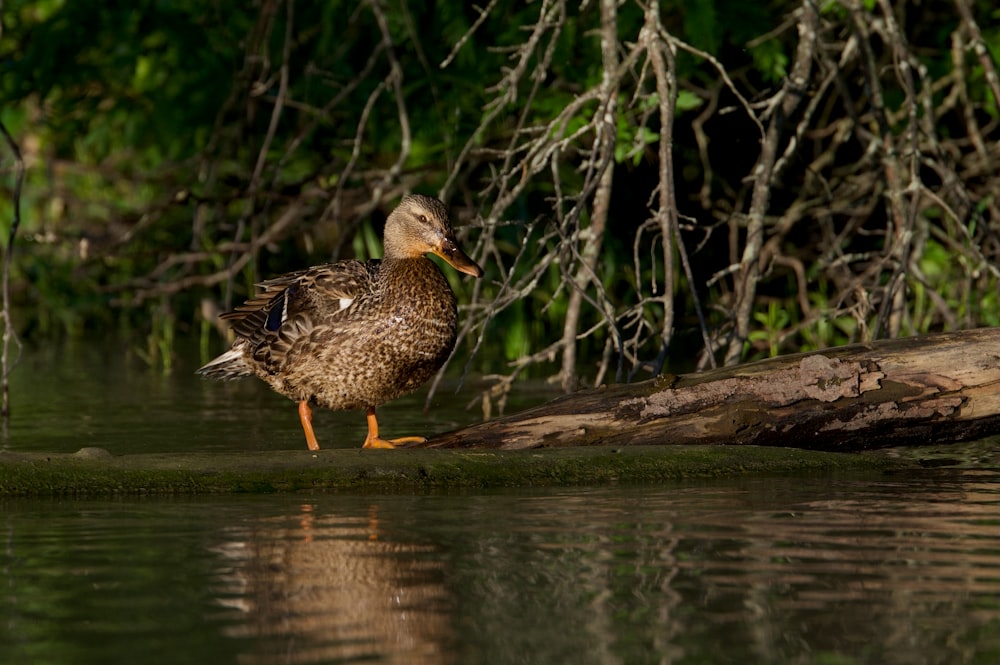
[9,330,992,496]
[420,328,1000,451]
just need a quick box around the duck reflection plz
[211,503,454,665]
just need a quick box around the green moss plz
[0,446,908,497]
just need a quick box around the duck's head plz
[384,194,483,278]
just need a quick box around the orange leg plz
[298,401,321,451]
[361,406,426,449]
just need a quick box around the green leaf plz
[676,90,703,112]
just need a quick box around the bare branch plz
[723,0,818,365]
[0,118,24,433]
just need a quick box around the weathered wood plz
[420,328,1000,451]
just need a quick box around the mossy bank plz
[0,445,909,496]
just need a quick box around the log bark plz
[420,328,1000,451]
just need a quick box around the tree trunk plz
[420,328,1000,451]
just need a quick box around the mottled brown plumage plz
[198,194,482,449]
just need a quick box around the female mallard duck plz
[198,194,483,450]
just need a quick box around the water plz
[2,340,999,663]
[3,474,999,665]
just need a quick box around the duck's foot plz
[361,407,426,449]
[362,435,426,449]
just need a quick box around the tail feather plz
[197,348,252,380]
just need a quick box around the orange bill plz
[434,238,483,278]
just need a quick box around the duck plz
[198,194,483,450]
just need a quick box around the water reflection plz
[2,457,999,665]
[211,503,453,664]
[204,465,1000,665]
[661,471,1000,665]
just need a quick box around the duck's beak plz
[434,238,483,278]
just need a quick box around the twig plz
[0,119,24,436]
[722,0,818,365]
[439,0,500,68]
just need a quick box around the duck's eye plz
[418,214,428,224]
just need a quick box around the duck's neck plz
[382,225,423,260]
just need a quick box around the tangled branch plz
[15,0,996,414]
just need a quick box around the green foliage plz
[135,299,177,373]
[4,0,247,163]
[749,301,791,358]
[749,39,789,82]
[908,237,1000,334]
[681,0,719,54]
[972,6,1000,116]
[4,0,778,351]
[2,0,997,383]
[352,222,384,262]
[800,292,857,351]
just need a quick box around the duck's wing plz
[222,260,377,345]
